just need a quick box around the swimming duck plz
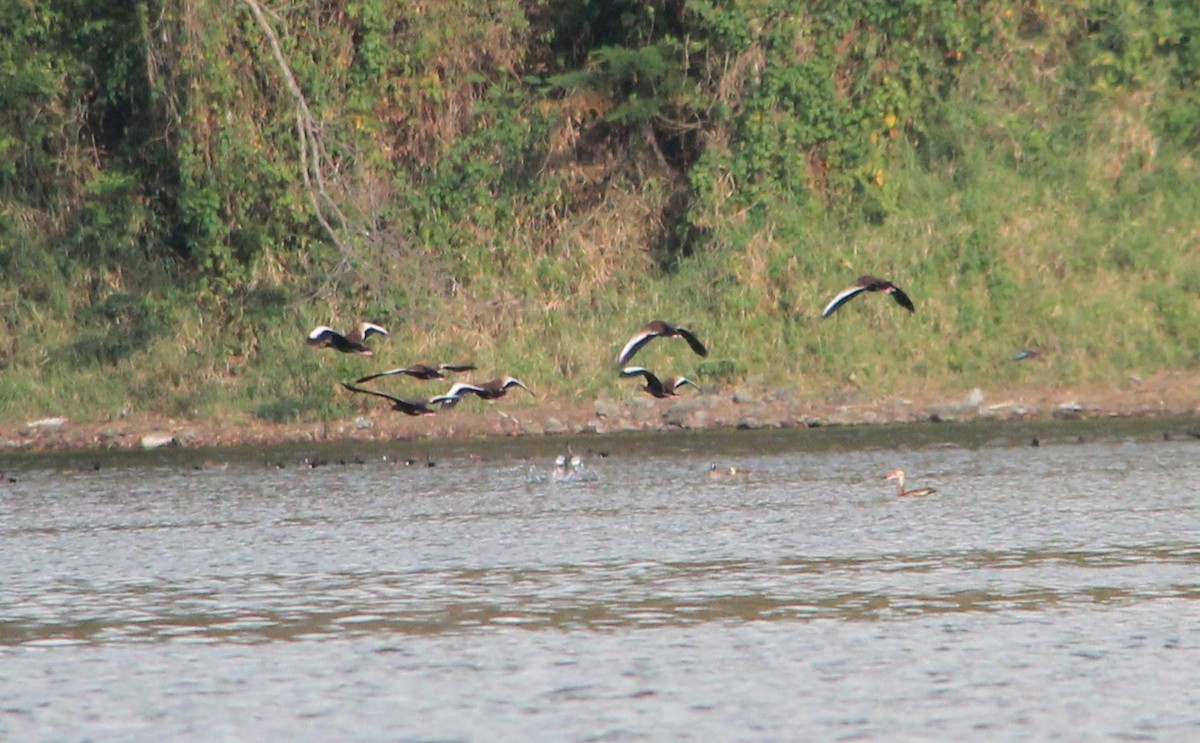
[707,463,750,479]
[884,468,937,497]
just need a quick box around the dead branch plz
[240,0,356,272]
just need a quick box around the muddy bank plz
[4,371,1200,455]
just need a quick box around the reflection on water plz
[2,417,1200,740]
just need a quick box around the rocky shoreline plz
[3,371,1199,455]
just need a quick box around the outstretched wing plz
[341,382,401,404]
[440,382,488,399]
[676,327,708,357]
[619,366,655,382]
[354,367,414,384]
[617,330,660,366]
[392,398,436,417]
[620,366,666,392]
[357,322,390,339]
[887,285,915,313]
[501,377,532,394]
[672,376,702,392]
[820,284,869,318]
[439,363,476,373]
[307,326,340,345]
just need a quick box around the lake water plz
[2,417,1200,741]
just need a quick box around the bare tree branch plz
[240,0,356,273]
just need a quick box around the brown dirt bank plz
[4,371,1200,455]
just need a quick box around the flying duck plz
[617,320,708,366]
[820,276,915,318]
[307,322,390,355]
[340,382,436,416]
[884,469,937,497]
[355,363,476,383]
[620,366,701,398]
[429,377,532,407]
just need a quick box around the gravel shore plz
[4,371,1199,454]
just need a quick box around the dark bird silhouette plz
[307,322,390,355]
[355,363,476,384]
[341,382,436,416]
[617,320,708,366]
[619,366,701,399]
[820,276,915,318]
[429,377,532,407]
[884,469,937,497]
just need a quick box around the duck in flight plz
[307,322,390,355]
[429,377,532,407]
[340,382,436,416]
[355,363,476,383]
[620,366,701,399]
[884,469,937,497]
[617,320,708,366]
[821,276,915,318]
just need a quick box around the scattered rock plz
[354,416,374,430]
[583,419,607,435]
[593,399,623,419]
[1053,402,1085,419]
[543,418,569,435]
[520,419,545,436]
[25,417,69,430]
[140,432,180,449]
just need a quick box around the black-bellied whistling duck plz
[340,382,436,416]
[707,463,750,479]
[619,366,701,399]
[884,469,937,497]
[429,377,532,407]
[355,363,476,383]
[821,276,915,318]
[617,320,708,366]
[307,322,390,355]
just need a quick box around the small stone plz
[593,399,623,419]
[543,418,570,435]
[26,417,68,430]
[140,432,180,449]
[520,420,545,436]
[1053,402,1085,419]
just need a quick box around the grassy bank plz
[0,1,1197,425]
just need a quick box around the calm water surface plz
[2,418,1200,741]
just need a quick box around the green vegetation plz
[1,0,1198,423]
